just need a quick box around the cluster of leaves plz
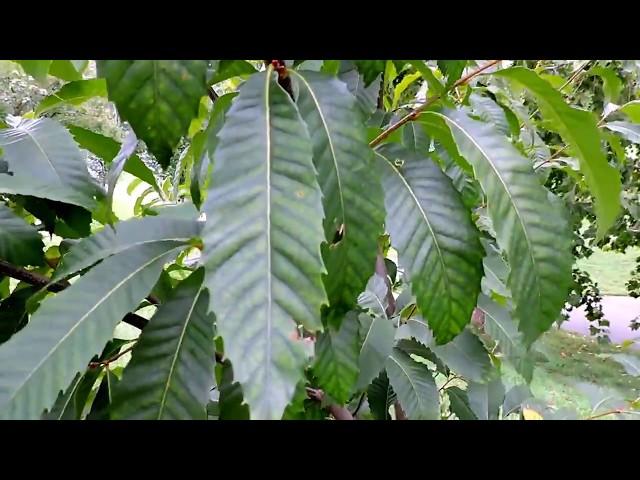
[0,59,636,420]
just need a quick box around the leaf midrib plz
[439,113,543,316]
[376,151,452,321]
[4,247,177,408]
[388,353,430,417]
[291,71,347,240]
[157,287,204,419]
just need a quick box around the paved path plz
[563,296,640,347]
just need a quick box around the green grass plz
[576,247,640,295]
[503,329,640,418]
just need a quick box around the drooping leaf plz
[0,241,182,419]
[0,203,44,266]
[367,370,396,420]
[408,60,445,96]
[49,60,85,81]
[313,312,361,403]
[438,60,466,86]
[338,66,380,119]
[292,70,385,314]
[478,294,534,382]
[433,108,573,345]
[356,314,395,391]
[466,376,505,420]
[67,125,158,191]
[395,316,491,382]
[375,143,484,343]
[604,121,640,144]
[41,373,83,420]
[35,79,106,115]
[14,60,52,83]
[589,66,622,103]
[87,368,118,420]
[385,347,439,419]
[54,214,201,281]
[469,92,510,136]
[106,130,138,211]
[0,117,103,210]
[0,286,38,344]
[111,269,215,419]
[495,67,622,239]
[15,196,91,240]
[446,386,477,420]
[97,60,208,168]
[208,60,257,85]
[191,92,236,209]
[201,70,327,419]
[502,384,533,416]
[352,60,386,87]
[217,360,250,420]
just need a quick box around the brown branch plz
[394,401,408,420]
[89,344,136,369]
[306,387,355,420]
[0,259,68,292]
[369,60,502,148]
[586,409,627,420]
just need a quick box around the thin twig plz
[88,345,136,369]
[586,408,634,420]
[369,60,502,148]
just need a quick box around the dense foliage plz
[0,59,638,420]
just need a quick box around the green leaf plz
[408,60,445,96]
[402,122,431,155]
[396,317,491,382]
[105,130,138,212]
[14,60,52,83]
[495,67,622,239]
[209,60,257,85]
[0,286,38,344]
[604,121,640,144]
[0,203,44,266]
[502,384,533,416]
[35,79,106,115]
[620,100,640,123]
[367,370,396,420]
[53,214,201,281]
[589,66,622,103]
[338,66,380,119]
[469,92,510,136]
[352,60,386,87]
[433,108,573,345]
[392,71,421,110]
[478,295,534,383]
[191,92,236,209]
[385,347,439,419]
[217,360,250,420]
[313,312,361,403]
[375,144,484,344]
[201,70,327,420]
[466,376,505,420]
[67,125,159,192]
[0,117,103,210]
[87,368,118,420]
[438,60,466,86]
[49,60,84,81]
[41,373,83,420]
[446,386,477,419]
[292,70,385,312]
[0,242,182,419]
[356,314,395,390]
[97,60,208,168]
[111,269,215,419]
